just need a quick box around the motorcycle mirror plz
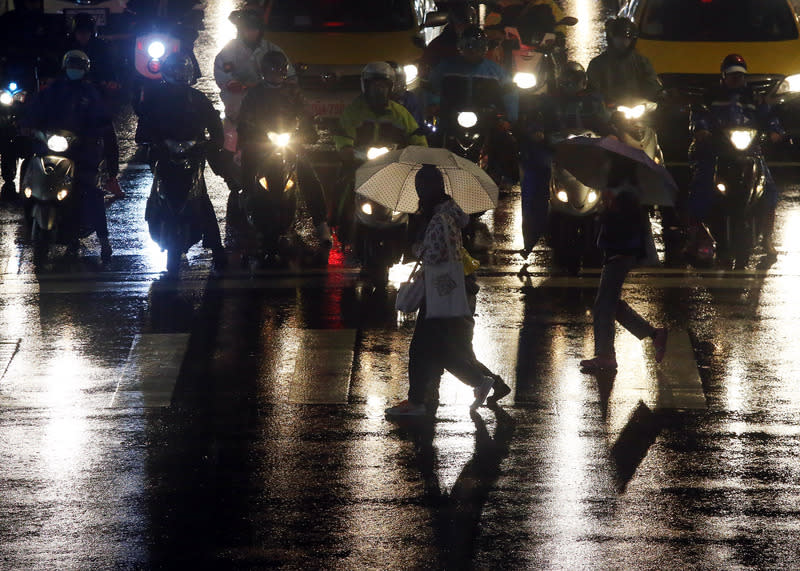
[423,11,448,28]
[557,16,579,27]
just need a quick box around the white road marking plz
[0,339,20,381]
[289,329,356,404]
[110,334,191,408]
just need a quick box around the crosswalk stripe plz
[289,329,356,404]
[110,333,191,408]
[646,329,706,411]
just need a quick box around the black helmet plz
[605,17,637,52]
[447,3,477,27]
[230,8,263,30]
[161,52,195,85]
[457,25,488,56]
[72,12,96,34]
[559,61,587,93]
[721,54,747,76]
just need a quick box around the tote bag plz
[395,259,425,313]
[423,259,471,318]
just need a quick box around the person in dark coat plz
[580,156,667,371]
[134,52,229,268]
[21,49,119,261]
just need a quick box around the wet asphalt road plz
[5,0,800,569]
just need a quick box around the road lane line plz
[646,328,706,411]
[110,334,190,408]
[289,329,356,404]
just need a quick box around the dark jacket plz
[597,187,647,258]
[522,90,617,145]
[237,83,316,148]
[135,84,223,148]
[586,50,663,104]
[22,76,118,174]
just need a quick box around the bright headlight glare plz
[403,64,418,84]
[57,189,69,201]
[457,111,478,128]
[24,187,32,198]
[730,130,755,150]
[778,73,800,94]
[618,105,645,120]
[147,41,166,59]
[268,131,291,147]
[259,176,268,190]
[513,72,537,89]
[361,202,373,215]
[367,147,389,160]
[47,135,69,152]
[557,190,569,203]
[717,183,727,193]
[587,191,598,203]
[0,91,12,106]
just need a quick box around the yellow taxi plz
[620,0,800,102]
[263,0,434,126]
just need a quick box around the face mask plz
[65,68,85,80]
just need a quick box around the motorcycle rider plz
[687,54,784,258]
[518,61,617,256]
[334,61,428,245]
[427,25,519,185]
[21,50,119,262]
[387,60,424,127]
[238,50,330,247]
[135,52,229,269]
[62,14,118,88]
[214,8,295,194]
[586,17,663,105]
[420,3,477,78]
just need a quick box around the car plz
[263,0,436,136]
[619,0,800,139]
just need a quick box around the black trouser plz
[0,138,17,183]
[197,194,222,250]
[408,308,491,405]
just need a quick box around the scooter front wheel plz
[32,220,50,267]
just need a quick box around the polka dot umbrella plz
[354,146,499,214]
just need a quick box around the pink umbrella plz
[554,135,678,206]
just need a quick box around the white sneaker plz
[470,377,495,410]
[385,400,427,417]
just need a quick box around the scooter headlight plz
[777,73,800,95]
[147,41,166,59]
[513,72,537,90]
[457,111,478,128]
[366,147,390,160]
[587,191,598,203]
[716,183,727,194]
[557,190,569,203]
[403,64,418,85]
[259,176,268,190]
[729,129,756,150]
[24,187,32,198]
[361,202,373,216]
[617,104,646,120]
[56,189,69,201]
[47,135,69,152]
[268,131,291,147]
[0,91,12,106]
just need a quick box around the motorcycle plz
[21,130,106,264]
[240,119,302,264]
[546,130,603,272]
[689,107,767,268]
[145,139,210,272]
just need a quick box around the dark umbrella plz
[554,136,678,206]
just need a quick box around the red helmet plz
[721,54,747,76]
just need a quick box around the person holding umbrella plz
[385,164,510,416]
[579,156,668,371]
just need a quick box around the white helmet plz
[361,61,394,94]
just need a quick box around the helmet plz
[230,8,263,30]
[605,17,638,51]
[161,52,196,86]
[62,50,90,72]
[447,3,477,28]
[457,25,489,56]
[721,54,747,76]
[72,13,95,34]
[559,61,587,93]
[259,50,289,82]
[361,61,394,94]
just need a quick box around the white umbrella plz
[354,146,499,214]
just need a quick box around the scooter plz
[145,139,211,272]
[22,130,106,264]
[240,119,302,264]
[546,129,603,272]
[0,77,30,199]
[689,108,767,268]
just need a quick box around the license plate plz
[64,7,108,26]
[308,99,348,118]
